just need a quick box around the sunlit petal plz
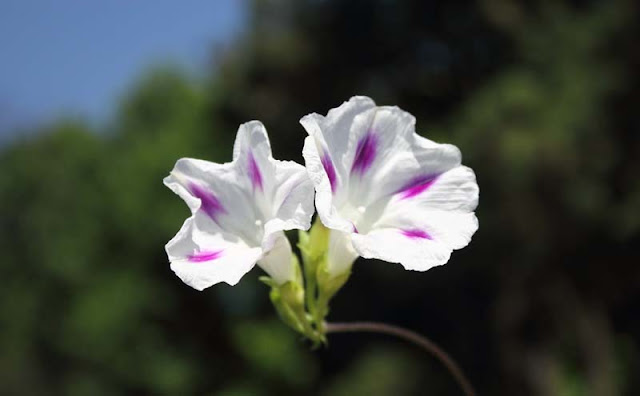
[301,96,479,275]
[165,121,314,289]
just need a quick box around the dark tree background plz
[1,1,638,395]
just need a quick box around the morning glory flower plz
[164,121,315,290]
[301,96,479,275]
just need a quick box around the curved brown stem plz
[326,321,476,396]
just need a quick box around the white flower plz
[301,96,479,275]
[164,121,315,290]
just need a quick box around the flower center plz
[340,203,374,234]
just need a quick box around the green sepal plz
[305,218,331,261]
[297,229,310,257]
[314,264,351,332]
[298,218,331,323]
[317,266,351,304]
[268,280,307,335]
[259,276,278,288]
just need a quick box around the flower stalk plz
[326,321,476,396]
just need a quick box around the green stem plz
[303,260,318,320]
[325,321,476,396]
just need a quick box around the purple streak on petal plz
[248,151,263,191]
[321,152,337,193]
[401,229,433,240]
[351,221,359,233]
[187,250,224,263]
[189,182,226,220]
[397,174,439,200]
[350,131,378,175]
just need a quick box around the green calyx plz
[261,219,351,346]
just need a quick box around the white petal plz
[396,165,479,212]
[302,97,463,234]
[233,120,314,242]
[300,96,376,181]
[302,96,479,272]
[327,230,359,277]
[343,107,464,208]
[301,97,378,233]
[233,120,272,161]
[352,193,479,271]
[232,120,275,197]
[263,159,315,238]
[365,135,463,207]
[303,135,354,233]
[165,120,314,288]
[166,214,263,290]
[257,232,296,284]
[165,121,314,249]
[164,158,260,245]
[351,228,452,272]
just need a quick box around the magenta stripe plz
[321,152,337,193]
[248,151,263,191]
[397,174,439,200]
[189,182,226,221]
[401,229,432,240]
[187,250,224,262]
[351,221,359,233]
[350,131,378,175]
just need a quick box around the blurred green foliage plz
[1,1,638,395]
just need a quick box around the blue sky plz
[0,0,247,140]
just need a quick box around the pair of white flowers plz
[165,96,479,291]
